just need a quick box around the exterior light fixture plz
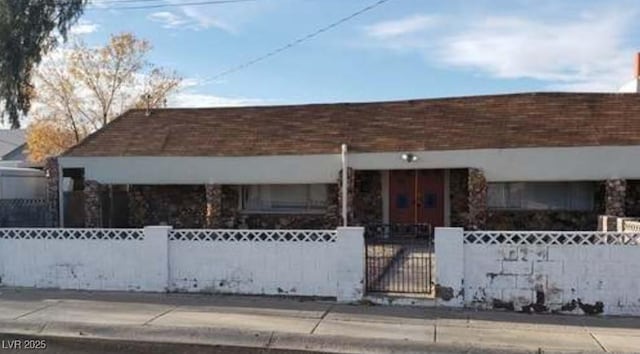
[401,153,418,163]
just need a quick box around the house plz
[0,129,28,165]
[0,130,48,226]
[50,91,640,231]
[0,130,46,201]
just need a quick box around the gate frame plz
[364,223,433,295]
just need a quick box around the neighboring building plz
[0,130,48,227]
[53,91,640,231]
[0,130,45,201]
[0,129,27,164]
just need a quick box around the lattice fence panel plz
[623,221,640,233]
[170,229,337,242]
[464,231,640,246]
[0,228,144,241]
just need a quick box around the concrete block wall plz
[0,226,364,302]
[436,228,640,316]
[168,227,364,301]
[0,227,168,292]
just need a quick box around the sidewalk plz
[0,288,639,353]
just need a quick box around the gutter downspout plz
[341,144,348,227]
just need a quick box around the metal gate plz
[365,224,433,294]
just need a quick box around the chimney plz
[619,54,640,92]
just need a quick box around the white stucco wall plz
[464,243,640,315]
[168,227,364,301]
[0,226,364,302]
[435,228,640,316]
[59,155,341,184]
[0,227,169,292]
[60,145,640,185]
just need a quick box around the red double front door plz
[389,169,444,227]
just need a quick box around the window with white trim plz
[241,184,328,213]
[487,182,594,211]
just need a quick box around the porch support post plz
[605,179,626,217]
[467,168,487,230]
[44,157,60,227]
[84,180,102,228]
[205,184,222,228]
[341,144,348,226]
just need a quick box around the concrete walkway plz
[1,288,639,353]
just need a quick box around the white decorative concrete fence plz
[623,219,640,233]
[0,226,364,302]
[436,228,640,316]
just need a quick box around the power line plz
[88,0,256,10]
[89,0,165,4]
[202,0,393,83]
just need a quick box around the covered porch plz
[51,145,636,231]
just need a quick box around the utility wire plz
[87,0,256,10]
[89,0,166,4]
[202,0,393,83]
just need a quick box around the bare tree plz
[27,32,181,162]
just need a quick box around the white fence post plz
[143,225,172,292]
[435,227,464,307]
[335,226,364,302]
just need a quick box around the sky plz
[67,0,640,107]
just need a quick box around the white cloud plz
[364,15,440,39]
[69,20,99,35]
[168,77,270,107]
[148,11,189,29]
[144,0,273,33]
[438,14,633,89]
[168,92,268,108]
[362,8,638,91]
[146,7,235,32]
[179,6,237,33]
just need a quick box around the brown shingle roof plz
[64,92,640,157]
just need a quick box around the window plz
[487,182,594,211]
[241,184,328,213]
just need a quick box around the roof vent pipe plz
[144,94,152,116]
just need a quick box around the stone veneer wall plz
[128,185,206,228]
[486,210,601,231]
[84,180,102,228]
[44,158,59,227]
[449,169,469,228]
[605,179,626,217]
[467,168,488,230]
[205,184,222,228]
[352,170,382,226]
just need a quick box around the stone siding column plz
[205,184,222,228]
[84,180,102,228]
[605,179,626,217]
[128,186,147,228]
[44,158,60,227]
[324,184,340,228]
[467,168,487,230]
[337,168,354,226]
